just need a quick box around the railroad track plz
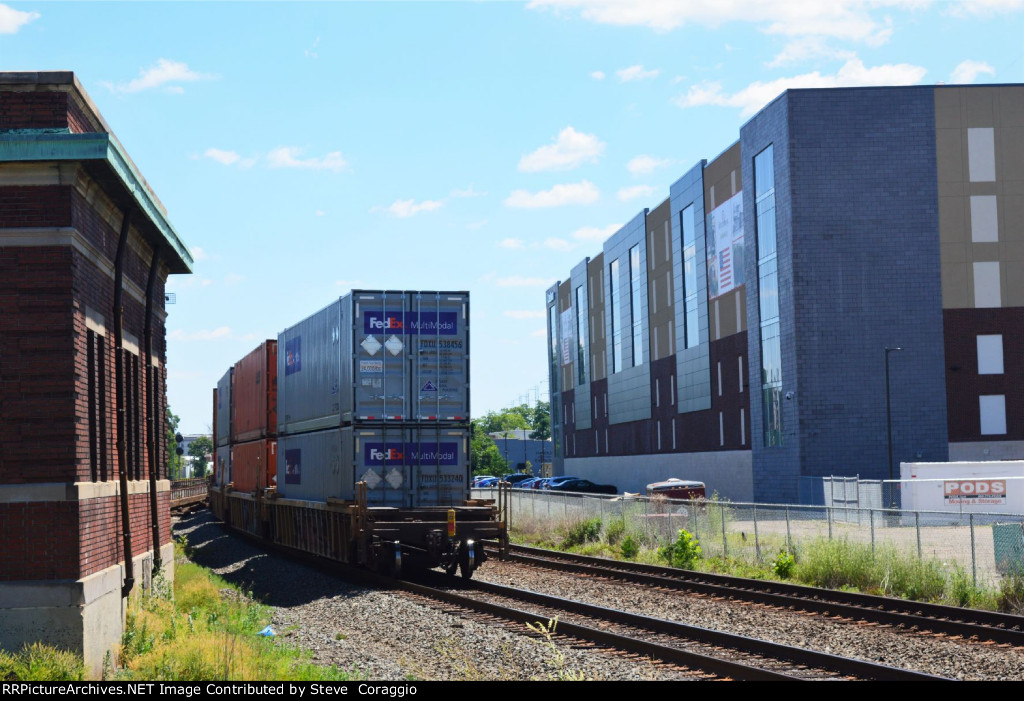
[396,570,950,681]
[489,542,1024,647]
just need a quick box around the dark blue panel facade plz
[742,87,949,504]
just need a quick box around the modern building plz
[0,72,192,676]
[547,84,1023,504]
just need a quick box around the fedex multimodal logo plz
[365,442,459,466]
[364,311,458,335]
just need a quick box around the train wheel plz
[459,539,476,580]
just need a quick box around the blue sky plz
[2,1,1022,433]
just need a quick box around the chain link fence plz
[474,487,1024,588]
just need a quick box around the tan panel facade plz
[935,86,1024,309]
[587,253,607,382]
[703,141,747,340]
[646,198,674,360]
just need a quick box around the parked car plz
[471,475,496,487]
[531,477,553,489]
[541,476,579,490]
[646,478,706,500]
[500,473,536,485]
[548,478,618,495]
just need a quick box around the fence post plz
[827,505,833,540]
[970,513,977,587]
[785,505,792,554]
[721,502,728,557]
[915,510,921,559]
[644,498,650,541]
[690,502,697,542]
[753,504,761,560]
[870,509,876,557]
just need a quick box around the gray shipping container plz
[216,368,233,447]
[276,424,470,507]
[215,444,231,487]
[277,290,469,434]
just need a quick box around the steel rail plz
[496,543,1024,646]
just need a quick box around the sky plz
[2,1,1022,433]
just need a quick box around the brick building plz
[547,84,1023,504]
[0,72,192,676]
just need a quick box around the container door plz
[352,292,409,421]
[410,292,469,421]
[353,425,411,506]
[408,426,469,507]
[278,300,343,434]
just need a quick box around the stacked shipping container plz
[275,290,471,507]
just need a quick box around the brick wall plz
[0,91,69,131]
[0,186,73,228]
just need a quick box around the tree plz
[188,436,214,478]
[529,401,551,442]
[470,420,508,476]
[166,408,182,480]
[476,409,529,435]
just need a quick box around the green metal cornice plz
[0,131,193,274]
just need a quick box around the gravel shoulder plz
[173,509,699,681]
[474,558,1024,681]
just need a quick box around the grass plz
[509,512,1024,613]
[117,543,362,681]
[0,643,84,681]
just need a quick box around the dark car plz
[500,473,536,485]
[548,478,617,495]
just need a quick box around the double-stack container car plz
[210,290,507,578]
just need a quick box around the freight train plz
[209,290,508,578]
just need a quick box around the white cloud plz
[495,275,559,287]
[107,59,217,94]
[381,198,444,218]
[316,210,325,217]
[189,246,208,262]
[627,155,671,176]
[616,64,659,82]
[676,58,928,117]
[527,0,909,44]
[518,127,605,172]
[618,185,656,201]
[203,148,241,166]
[543,237,576,251]
[450,186,486,198]
[504,180,600,208]
[766,37,856,68]
[267,146,348,173]
[498,238,526,249]
[530,328,548,338]
[467,219,488,230]
[948,0,1024,18]
[591,70,606,80]
[950,60,996,84]
[0,4,38,33]
[167,326,233,342]
[504,310,546,320]
[572,223,621,242]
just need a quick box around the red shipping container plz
[231,438,277,492]
[232,340,278,442]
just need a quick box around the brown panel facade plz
[944,307,1024,441]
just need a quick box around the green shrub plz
[997,571,1024,614]
[620,535,639,559]
[562,518,602,549]
[772,549,795,579]
[659,529,702,569]
[604,517,626,545]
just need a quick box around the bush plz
[0,643,84,681]
[772,549,795,579]
[998,571,1024,614]
[562,518,602,549]
[793,539,945,601]
[659,529,702,569]
[620,535,639,559]
[604,517,626,546]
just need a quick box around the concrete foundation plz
[0,541,174,679]
[565,449,754,502]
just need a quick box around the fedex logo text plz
[367,444,404,463]
[363,311,458,335]
[365,442,460,466]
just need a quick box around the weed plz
[605,517,626,545]
[997,571,1024,614]
[620,535,639,559]
[659,529,702,570]
[562,518,602,548]
[525,618,586,681]
[772,549,795,579]
[0,643,84,681]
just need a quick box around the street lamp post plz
[885,346,903,508]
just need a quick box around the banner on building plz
[560,308,573,365]
[706,192,745,300]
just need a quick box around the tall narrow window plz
[609,259,622,373]
[548,305,559,394]
[575,285,587,385]
[87,330,99,482]
[629,245,643,367]
[681,204,699,349]
[754,144,783,447]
